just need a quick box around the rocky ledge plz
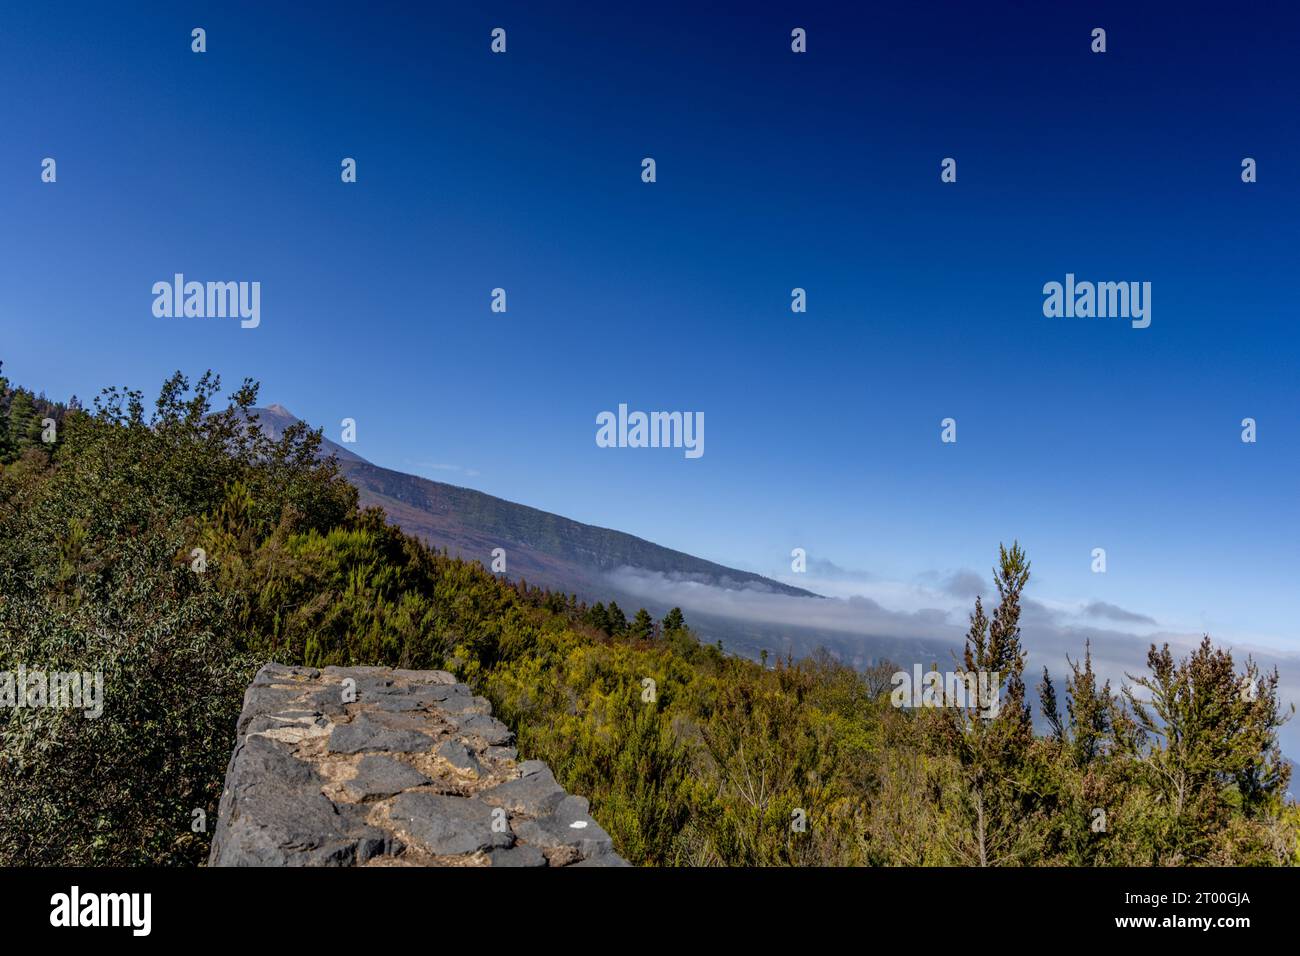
[208,663,627,867]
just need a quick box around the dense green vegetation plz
[1,370,1296,866]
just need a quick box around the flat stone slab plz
[448,712,514,746]
[387,793,513,856]
[208,663,627,867]
[436,740,483,776]
[481,762,566,816]
[343,755,432,801]
[328,712,435,754]
[512,794,617,859]
[489,844,548,867]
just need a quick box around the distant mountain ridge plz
[249,406,817,606]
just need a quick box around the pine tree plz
[1123,637,1293,861]
[606,601,628,635]
[1065,640,1111,766]
[1038,666,1064,743]
[7,390,37,455]
[983,541,1032,738]
[630,608,654,640]
[934,542,1040,866]
[662,607,686,632]
[0,365,12,464]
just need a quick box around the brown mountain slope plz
[250,406,816,601]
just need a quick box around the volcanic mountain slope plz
[249,406,962,664]
[250,406,816,604]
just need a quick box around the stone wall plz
[208,663,627,867]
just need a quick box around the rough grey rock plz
[388,793,513,856]
[436,740,482,776]
[448,713,514,746]
[208,663,627,867]
[488,845,548,867]
[344,755,432,801]
[328,713,435,754]
[481,763,566,816]
[570,850,633,867]
[512,795,616,859]
[208,735,395,867]
[436,693,489,715]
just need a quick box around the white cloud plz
[601,563,1300,758]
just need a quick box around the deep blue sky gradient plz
[2,1,1298,650]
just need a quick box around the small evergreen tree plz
[7,390,36,455]
[930,542,1041,866]
[1066,640,1111,766]
[1038,666,1064,743]
[630,608,654,640]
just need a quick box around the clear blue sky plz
[2,1,1297,654]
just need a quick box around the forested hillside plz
[1,370,1295,866]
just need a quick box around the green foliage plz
[0,368,349,864]
[1,363,65,465]
[586,601,610,634]
[629,608,654,641]
[0,367,1294,867]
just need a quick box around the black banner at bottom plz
[2,866,1292,941]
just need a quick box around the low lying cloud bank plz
[604,565,1300,760]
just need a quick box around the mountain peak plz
[245,406,369,464]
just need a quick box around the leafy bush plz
[1,369,1294,866]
